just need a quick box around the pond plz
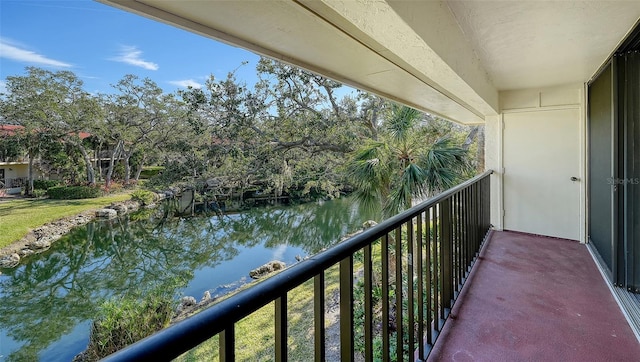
[0,197,379,361]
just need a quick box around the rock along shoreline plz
[0,197,161,269]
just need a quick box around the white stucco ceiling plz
[99,0,640,122]
[446,1,640,91]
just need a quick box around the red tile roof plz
[0,125,23,136]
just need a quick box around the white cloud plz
[0,38,72,68]
[168,79,202,89]
[0,80,7,94]
[110,46,158,70]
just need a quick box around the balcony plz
[427,231,640,361]
[0,177,27,189]
[102,171,640,361]
[82,2,640,360]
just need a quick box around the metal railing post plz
[416,212,425,360]
[381,234,390,362]
[407,219,415,362]
[440,197,453,313]
[339,257,354,361]
[275,294,288,362]
[219,325,234,362]
[425,207,433,346]
[364,243,374,361]
[395,226,404,361]
[314,274,325,362]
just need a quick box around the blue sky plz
[0,0,262,95]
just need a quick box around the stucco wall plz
[0,164,28,180]
[0,163,43,186]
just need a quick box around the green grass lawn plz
[173,239,394,361]
[176,264,341,361]
[0,193,132,249]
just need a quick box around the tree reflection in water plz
[0,197,379,361]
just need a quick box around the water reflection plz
[0,198,378,361]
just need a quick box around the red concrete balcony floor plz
[427,230,640,362]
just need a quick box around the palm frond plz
[348,107,473,217]
[384,163,426,216]
[419,137,471,195]
[351,140,387,162]
[346,141,393,214]
[386,105,421,143]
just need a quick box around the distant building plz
[0,124,119,192]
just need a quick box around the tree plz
[347,104,471,216]
[0,67,102,192]
[173,58,395,200]
[1,68,58,194]
[0,130,23,162]
[102,75,180,186]
[37,135,85,183]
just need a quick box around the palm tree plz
[347,104,471,216]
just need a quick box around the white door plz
[503,108,581,240]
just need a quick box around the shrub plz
[47,185,102,199]
[33,179,61,190]
[99,181,123,194]
[124,180,138,189]
[130,190,156,205]
[113,163,125,180]
[31,189,48,199]
[107,182,123,193]
[139,166,164,179]
[83,291,175,360]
